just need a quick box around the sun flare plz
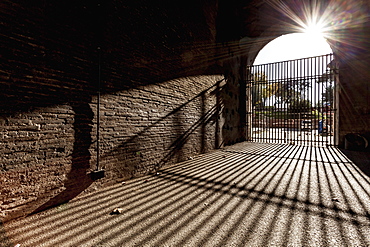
[304,22,325,37]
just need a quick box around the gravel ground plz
[2,142,370,247]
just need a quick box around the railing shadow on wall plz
[3,143,370,246]
[99,79,225,180]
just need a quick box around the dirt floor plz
[2,142,370,247]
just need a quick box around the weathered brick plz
[1,0,368,224]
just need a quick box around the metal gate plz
[247,54,338,146]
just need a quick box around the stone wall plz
[2,0,370,222]
[95,75,224,182]
[0,0,228,221]
[0,1,96,220]
[338,56,370,146]
[0,74,223,221]
[221,53,248,145]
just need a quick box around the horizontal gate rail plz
[247,54,337,147]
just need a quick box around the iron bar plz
[250,54,336,147]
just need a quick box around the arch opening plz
[248,29,337,146]
[253,32,332,65]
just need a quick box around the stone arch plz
[216,0,370,146]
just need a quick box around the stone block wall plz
[337,58,370,146]
[0,0,96,221]
[0,74,224,221]
[94,75,224,183]
[0,104,91,220]
[4,0,370,223]
[0,0,229,222]
[221,52,248,146]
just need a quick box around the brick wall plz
[4,0,369,222]
[221,51,248,146]
[93,75,224,184]
[0,74,224,221]
[0,1,97,221]
[0,0,229,221]
[0,105,75,219]
[0,74,226,221]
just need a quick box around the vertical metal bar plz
[292,59,303,146]
[310,57,312,146]
[265,63,268,143]
[328,54,330,146]
[282,61,284,144]
[313,56,316,146]
[298,58,301,146]
[299,57,309,145]
[334,53,339,146]
[280,61,283,144]
[261,64,264,143]
[275,61,278,144]
[270,62,273,143]
[289,60,299,146]
[316,56,318,146]
[319,55,321,146]
[254,65,257,142]
[328,54,331,145]
[255,65,258,143]
[329,54,332,145]
[254,65,256,143]
[304,57,308,146]
[325,54,328,146]
[271,62,274,143]
[279,61,282,144]
[292,59,294,145]
[322,54,326,146]
[279,62,288,145]
[278,61,281,144]
[250,65,253,142]
[324,54,327,146]
[311,56,314,146]
[323,55,326,146]
[330,54,333,145]
[257,65,260,142]
[301,58,304,146]
[251,65,254,142]
[262,64,271,143]
[272,62,274,144]
[286,60,289,144]
[268,63,271,143]
[254,65,257,143]
[246,65,251,142]
[256,64,258,143]
[317,56,327,146]
[258,64,260,143]
[258,65,261,143]
[274,61,278,144]
[296,57,301,144]
[276,61,280,144]
[96,46,101,171]
[318,55,321,146]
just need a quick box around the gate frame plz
[246,54,339,147]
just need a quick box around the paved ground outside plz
[2,142,370,247]
[252,128,334,146]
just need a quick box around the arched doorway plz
[248,32,337,146]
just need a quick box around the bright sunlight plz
[303,21,325,37]
[254,1,334,65]
[254,19,331,65]
[253,31,332,65]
